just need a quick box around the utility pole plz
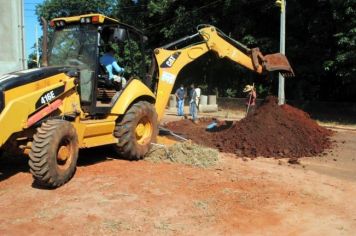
[35,25,40,68]
[20,0,26,70]
[276,0,286,105]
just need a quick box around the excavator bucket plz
[264,53,295,77]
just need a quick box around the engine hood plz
[0,66,71,92]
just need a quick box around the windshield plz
[49,24,98,104]
[48,24,97,69]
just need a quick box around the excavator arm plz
[153,25,294,121]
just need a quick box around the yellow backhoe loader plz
[0,14,293,188]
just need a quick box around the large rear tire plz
[114,101,158,160]
[29,120,79,188]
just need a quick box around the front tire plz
[29,120,79,188]
[114,101,158,160]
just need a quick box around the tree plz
[36,0,115,20]
[324,0,356,100]
[27,50,38,69]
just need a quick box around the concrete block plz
[199,104,218,113]
[168,94,176,108]
[200,95,208,105]
[208,95,217,105]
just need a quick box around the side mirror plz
[113,28,127,42]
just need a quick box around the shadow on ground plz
[0,145,128,184]
[77,145,118,166]
[0,154,29,182]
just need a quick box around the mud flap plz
[264,53,295,77]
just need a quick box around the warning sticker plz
[161,72,176,85]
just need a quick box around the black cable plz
[143,0,223,31]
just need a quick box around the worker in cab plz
[175,84,186,116]
[243,84,257,117]
[100,46,127,89]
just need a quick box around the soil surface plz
[165,96,333,158]
[0,130,355,235]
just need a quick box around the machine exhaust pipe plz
[41,17,48,67]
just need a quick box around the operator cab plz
[47,14,147,116]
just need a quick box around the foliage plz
[27,52,38,69]
[116,40,145,77]
[329,0,356,82]
[225,88,237,98]
[36,0,114,20]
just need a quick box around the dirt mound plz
[146,142,219,168]
[164,96,333,158]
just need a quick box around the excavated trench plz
[164,96,333,158]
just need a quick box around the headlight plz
[80,17,92,24]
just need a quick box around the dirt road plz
[0,130,355,235]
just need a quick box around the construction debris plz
[145,142,219,168]
[164,96,333,158]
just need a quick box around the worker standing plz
[189,84,198,123]
[175,84,186,116]
[243,84,257,117]
[195,85,201,108]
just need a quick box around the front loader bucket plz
[264,53,294,77]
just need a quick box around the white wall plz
[0,0,26,75]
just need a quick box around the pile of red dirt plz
[164,96,333,158]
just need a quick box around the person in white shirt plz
[195,86,201,108]
[189,84,199,123]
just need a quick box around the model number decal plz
[40,91,56,104]
[35,86,65,109]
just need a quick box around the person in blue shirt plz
[175,84,186,116]
[99,47,127,88]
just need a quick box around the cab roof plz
[50,13,145,37]
[51,13,119,25]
